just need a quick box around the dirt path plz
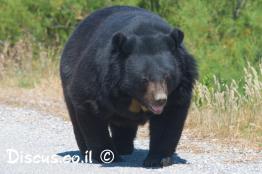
[0,105,261,174]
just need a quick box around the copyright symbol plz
[100,149,114,163]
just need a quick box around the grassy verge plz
[188,64,262,144]
[0,40,261,147]
[0,40,66,117]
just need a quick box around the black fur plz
[60,6,198,167]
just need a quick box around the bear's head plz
[111,29,184,115]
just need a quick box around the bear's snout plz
[144,82,168,115]
[154,92,167,105]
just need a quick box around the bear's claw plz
[143,156,173,168]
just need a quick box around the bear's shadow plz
[57,149,187,168]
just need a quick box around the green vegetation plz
[0,0,262,85]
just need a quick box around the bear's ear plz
[112,32,135,55]
[112,32,127,50]
[170,28,184,46]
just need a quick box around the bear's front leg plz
[110,123,138,155]
[143,104,189,168]
[75,106,120,163]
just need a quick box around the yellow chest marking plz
[129,99,148,113]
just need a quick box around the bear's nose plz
[154,93,167,105]
[155,98,167,106]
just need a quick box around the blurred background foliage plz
[0,0,261,87]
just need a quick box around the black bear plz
[60,6,197,167]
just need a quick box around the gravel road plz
[0,105,261,174]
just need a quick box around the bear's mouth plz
[147,104,165,115]
[132,98,166,115]
[140,101,166,115]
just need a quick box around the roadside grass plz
[0,40,261,146]
[0,40,66,117]
[188,64,262,143]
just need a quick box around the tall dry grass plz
[0,40,66,117]
[0,40,261,144]
[0,39,59,87]
[188,63,262,143]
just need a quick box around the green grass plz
[1,0,262,87]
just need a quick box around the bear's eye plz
[141,76,148,85]
[164,73,171,80]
